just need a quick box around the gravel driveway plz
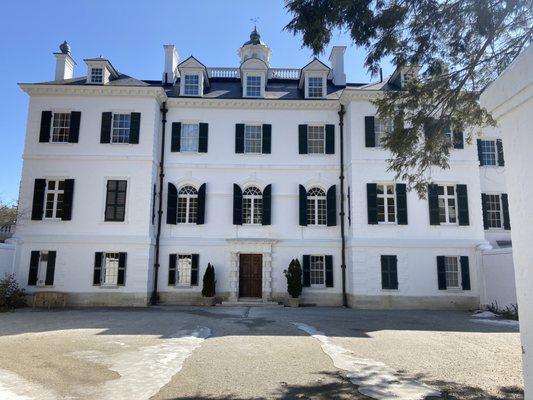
[0,306,523,400]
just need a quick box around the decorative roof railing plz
[207,67,301,80]
[207,67,240,78]
[270,68,300,79]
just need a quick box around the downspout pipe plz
[151,101,168,305]
[338,104,348,307]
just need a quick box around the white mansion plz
[12,30,512,308]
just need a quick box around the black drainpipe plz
[338,104,348,307]
[151,101,168,305]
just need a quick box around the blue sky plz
[0,0,393,203]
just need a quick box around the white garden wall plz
[480,249,516,308]
[0,243,15,277]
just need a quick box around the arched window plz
[307,187,326,225]
[243,186,262,224]
[177,185,198,223]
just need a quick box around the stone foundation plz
[347,294,479,310]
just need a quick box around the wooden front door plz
[239,254,262,298]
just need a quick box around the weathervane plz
[250,17,260,29]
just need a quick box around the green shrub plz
[0,274,26,311]
[201,263,216,297]
[284,259,302,299]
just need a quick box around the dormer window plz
[184,74,200,96]
[246,75,262,97]
[308,76,324,98]
[90,68,103,84]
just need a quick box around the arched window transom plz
[243,186,262,224]
[177,185,198,223]
[307,187,326,225]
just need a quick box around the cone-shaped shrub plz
[284,259,302,299]
[201,263,216,297]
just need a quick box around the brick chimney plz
[54,41,75,81]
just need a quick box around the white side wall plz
[0,243,15,277]
[480,249,516,308]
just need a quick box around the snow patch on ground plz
[0,369,58,400]
[472,311,498,318]
[470,311,519,327]
[70,326,210,400]
[294,322,441,400]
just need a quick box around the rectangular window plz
[244,125,262,153]
[180,124,200,152]
[308,76,324,98]
[444,256,460,288]
[44,180,65,219]
[486,194,503,229]
[111,114,131,143]
[91,68,103,83]
[176,255,192,286]
[381,255,398,290]
[103,252,119,286]
[105,180,127,222]
[374,118,393,147]
[377,184,396,223]
[307,125,325,154]
[246,75,261,97]
[438,185,457,224]
[480,140,497,166]
[51,113,71,143]
[184,74,200,96]
[310,255,325,286]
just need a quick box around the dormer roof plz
[299,58,330,88]
[177,56,209,87]
[83,57,120,79]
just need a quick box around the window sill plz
[381,289,399,292]
[170,285,194,289]
[48,142,74,145]
[42,218,64,223]
[303,224,329,229]
[377,222,398,226]
[97,284,121,289]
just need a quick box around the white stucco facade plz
[481,45,533,398]
[12,32,492,310]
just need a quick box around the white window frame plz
[310,255,326,287]
[377,183,396,224]
[374,118,393,148]
[437,184,458,225]
[307,125,325,154]
[486,193,504,230]
[245,74,262,98]
[177,185,198,224]
[444,256,461,289]
[244,124,263,154]
[90,67,104,84]
[111,113,131,144]
[180,123,200,152]
[44,179,65,220]
[175,254,193,287]
[102,252,120,287]
[242,186,263,225]
[50,112,71,143]
[307,75,325,98]
[480,139,497,166]
[307,187,327,226]
[183,74,200,96]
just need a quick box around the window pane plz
[181,124,199,152]
[246,76,261,97]
[44,179,65,219]
[184,75,199,96]
[111,114,131,143]
[486,194,503,228]
[307,126,325,154]
[244,125,262,153]
[103,253,119,285]
[480,140,497,166]
[105,180,127,222]
[177,255,192,285]
[91,68,103,83]
[308,76,323,98]
[51,113,71,143]
[310,255,325,285]
[374,119,393,147]
[445,257,459,288]
[243,187,262,224]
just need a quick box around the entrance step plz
[219,299,283,307]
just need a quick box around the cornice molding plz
[166,97,340,110]
[340,89,383,102]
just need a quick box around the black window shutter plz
[496,139,505,166]
[199,123,209,153]
[390,256,398,289]
[262,124,271,154]
[166,183,177,224]
[61,179,75,221]
[327,185,337,226]
[100,112,112,143]
[171,122,181,152]
[262,184,272,225]
[367,183,378,225]
[502,193,511,230]
[93,252,102,285]
[45,251,56,286]
[381,255,398,290]
[460,256,471,290]
[365,116,376,147]
[235,124,245,154]
[118,252,127,286]
[299,184,307,226]
[39,111,52,143]
[233,184,243,225]
[325,124,335,154]
[191,254,199,286]
[428,184,440,225]
[302,255,310,287]
[477,139,484,166]
[453,131,464,149]
[69,111,81,143]
[298,125,308,154]
[437,256,447,290]
[129,112,141,144]
[457,184,470,226]
[168,254,177,285]
[197,183,206,225]
[481,194,489,230]
[28,251,40,285]
[31,179,47,220]
[325,255,334,287]
[396,184,408,225]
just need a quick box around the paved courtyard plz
[0,306,524,400]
